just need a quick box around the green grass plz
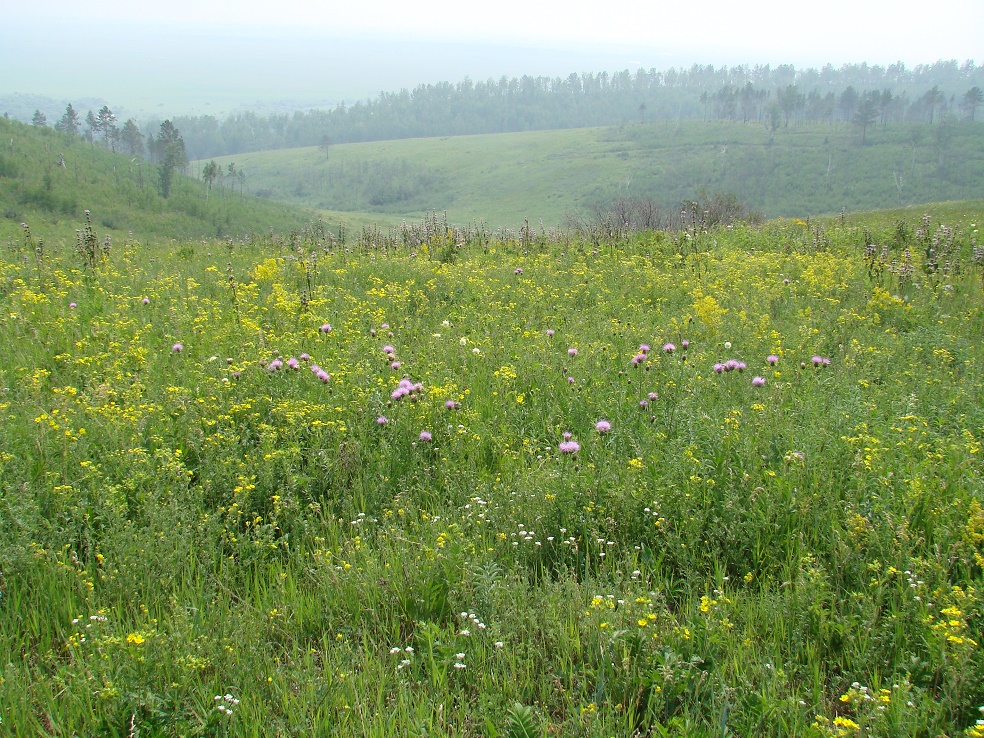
[197,120,984,230]
[0,117,314,245]
[1,202,983,736]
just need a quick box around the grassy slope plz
[0,118,314,245]
[199,120,984,229]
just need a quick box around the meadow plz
[0,117,309,245]
[198,120,984,229]
[1,202,983,736]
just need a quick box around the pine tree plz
[31,110,48,127]
[156,120,186,199]
[54,103,81,135]
[120,119,145,156]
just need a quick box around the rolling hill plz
[198,119,984,229]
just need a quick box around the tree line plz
[30,104,204,199]
[160,59,983,159]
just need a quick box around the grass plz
[0,118,313,245]
[196,120,984,230]
[1,201,983,736]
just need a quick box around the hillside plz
[198,120,984,229]
[0,118,313,245]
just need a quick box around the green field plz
[199,121,984,230]
[0,118,311,245]
[2,199,983,735]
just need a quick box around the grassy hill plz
[198,120,984,229]
[0,117,313,245]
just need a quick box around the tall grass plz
[1,203,982,736]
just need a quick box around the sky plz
[2,0,982,116]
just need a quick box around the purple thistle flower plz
[317,370,330,383]
[376,416,389,425]
[662,343,676,353]
[681,339,690,349]
[390,361,401,370]
[381,323,390,329]
[736,362,747,372]
[724,359,739,372]
[419,430,432,442]
[568,348,578,357]
[268,359,284,371]
[812,356,825,367]
[171,343,183,353]
[563,431,572,441]
[142,297,150,305]
[567,376,575,384]
[370,328,377,337]
[445,399,457,409]
[596,420,611,433]
[639,399,648,408]
[752,376,766,387]
[632,353,646,366]
[514,268,523,275]
[713,363,725,373]
[69,302,77,309]
[382,345,395,355]
[767,354,779,365]
[319,323,332,333]
[546,329,554,337]
[559,440,580,454]
[300,353,311,361]
[639,344,651,353]
[648,392,659,401]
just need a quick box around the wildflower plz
[563,431,572,440]
[299,353,311,361]
[316,370,330,383]
[662,343,675,353]
[596,420,611,433]
[171,343,183,353]
[514,268,523,275]
[391,361,401,370]
[559,440,580,454]
[142,297,150,305]
[419,430,432,442]
[639,400,648,408]
[568,348,578,357]
[268,359,283,371]
[713,363,724,373]
[752,376,766,387]
[724,359,739,372]
[812,356,830,367]
[546,329,554,336]
[724,341,732,349]
[767,354,779,365]
[376,416,389,425]
[736,361,746,372]
[69,302,77,309]
[632,353,646,366]
[319,323,332,333]
[648,391,659,400]
[681,339,690,349]
[445,400,456,409]
[567,376,575,384]
[639,343,651,353]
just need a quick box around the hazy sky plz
[3,0,982,116]
[9,0,983,64]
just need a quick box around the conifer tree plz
[55,103,81,135]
